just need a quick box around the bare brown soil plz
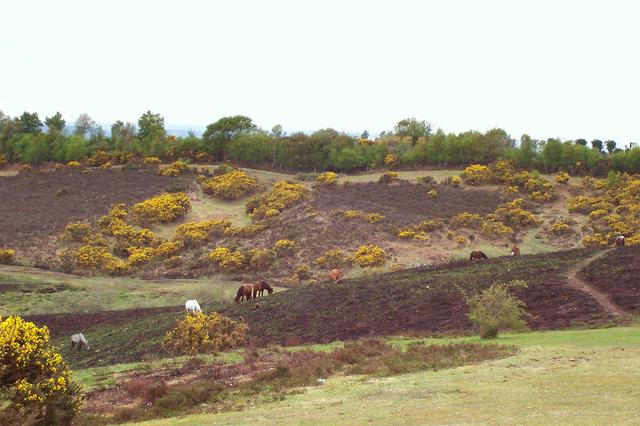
[0,169,194,261]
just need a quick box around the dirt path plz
[566,250,626,317]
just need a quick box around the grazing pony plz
[235,283,254,303]
[469,250,488,260]
[70,333,89,350]
[510,245,520,256]
[185,299,202,314]
[615,235,626,246]
[252,280,273,298]
[329,268,342,283]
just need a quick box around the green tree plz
[464,280,528,339]
[137,111,165,141]
[45,112,66,134]
[575,138,588,146]
[591,139,603,152]
[605,140,617,154]
[360,130,369,139]
[394,118,432,146]
[15,112,43,134]
[202,115,256,160]
[74,113,95,137]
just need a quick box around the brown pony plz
[252,280,273,298]
[469,250,488,260]
[510,245,520,256]
[234,284,254,303]
[329,268,342,283]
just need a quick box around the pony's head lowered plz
[260,280,273,294]
[234,286,244,303]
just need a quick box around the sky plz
[1,0,639,144]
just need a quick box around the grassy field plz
[0,264,263,316]
[124,326,640,426]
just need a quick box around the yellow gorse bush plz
[163,312,248,356]
[555,171,570,184]
[314,248,352,269]
[461,164,493,185]
[158,161,189,177]
[550,222,570,235]
[378,171,399,184]
[62,221,93,242]
[66,161,81,168]
[131,192,191,224]
[127,246,156,267]
[0,316,82,423]
[426,189,438,199]
[0,249,15,264]
[144,156,162,165]
[344,210,365,219]
[451,212,483,229]
[248,248,277,271]
[384,153,399,169]
[316,171,338,186]
[174,219,231,247]
[354,244,387,267]
[367,213,385,223]
[246,181,309,220]
[200,169,259,200]
[274,239,299,256]
[207,247,246,272]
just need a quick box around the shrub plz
[494,198,539,227]
[123,378,167,403]
[54,163,64,171]
[481,219,513,239]
[102,218,157,248]
[295,264,312,280]
[69,245,128,275]
[451,212,482,229]
[248,248,277,271]
[18,164,32,173]
[246,181,309,220]
[314,249,352,269]
[99,161,112,169]
[441,175,461,187]
[62,221,93,242]
[158,161,189,177]
[416,219,444,232]
[464,280,528,339]
[426,189,438,199]
[155,241,183,258]
[378,172,399,184]
[0,249,15,264]
[174,219,231,247]
[207,247,246,272]
[550,222,570,235]
[461,164,493,185]
[131,192,192,224]
[273,239,299,256]
[398,229,416,239]
[354,245,387,267]
[417,175,436,185]
[384,153,399,169]
[127,247,156,267]
[223,224,266,237]
[66,161,81,168]
[163,312,248,356]
[316,172,338,186]
[555,171,570,184]
[343,210,365,219]
[200,169,259,200]
[455,235,467,245]
[0,316,82,425]
[367,213,385,223]
[144,156,162,166]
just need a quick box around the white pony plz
[185,299,202,314]
[70,333,89,350]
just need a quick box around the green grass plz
[339,169,461,183]
[0,264,259,316]
[124,326,640,426]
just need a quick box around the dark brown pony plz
[252,280,273,298]
[235,283,254,303]
[510,245,520,256]
[469,250,488,260]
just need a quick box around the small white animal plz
[185,299,202,314]
[70,333,89,350]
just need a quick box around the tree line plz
[1,111,639,175]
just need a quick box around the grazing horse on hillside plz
[510,245,520,256]
[185,299,202,314]
[71,333,89,350]
[329,268,342,283]
[235,283,254,303]
[469,250,488,261]
[252,280,273,298]
[615,235,626,246]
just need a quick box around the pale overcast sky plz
[1,0,639,143]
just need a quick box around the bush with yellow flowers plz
[455,235,467,245]
[426,189,438,199]
[155,240,183,258]
[494,198,539,227]
[193,151,210,162]
[18,164,32,173]
[174,219,231,248]
[62,221,93,243]
[223,224,266,237]
[354,244,387,267]
[0,316,82,425]
[416,218,444,232]
[67,245,128,275]
[398,229,416,239]
[295,263,313,280]
[144,156,162,166]
[246,181,309,220]
[316,171,338,186]
[163,312,248,356]
[0,154,6,167]
[343,210,365,219]
[207,247,246,272]
[158,160,189,177]
[0,249,15,264]
[378,171,399,184]
[274,239,299,256]
[314,248,352,269]
[66,161,81,168]
[550,222,571,235]
[200,169,259,200]
[480,219,513,239]
[127,246,156,267]
[367,213,385,223]
[85,150,110,167]
[248,248,277,271]
[384,153,399,169]
[99,161,112,170]
[131,192,191,224]
[555,171,570,184]
[461,164,494,185]
[451,212,483,229]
